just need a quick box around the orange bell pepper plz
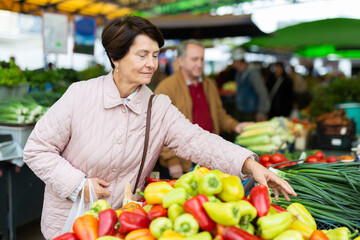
[116,202,147,217]
[73,214,98,240]
[158,230,184,240]
[192,166,210,178]
[309,230,329,240]
[125,229,155,240]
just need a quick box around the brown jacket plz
[154,71,239,172]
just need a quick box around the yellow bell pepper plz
[159,230,184,240]
[273,230,303,240]
[218,175,244,202]
[192,165,210,178]
[144,181,173,205]
[322,227,358,240]
[257,211,293,239]
[287,203,317,230]
[290,219,314,239]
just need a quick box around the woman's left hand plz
[242,157,297,201]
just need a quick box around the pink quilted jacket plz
[23,72,255,239]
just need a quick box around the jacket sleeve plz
[156,95,255,179]
[208,79,239,133]
[23,83,86,199]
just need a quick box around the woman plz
[23,16,296,239]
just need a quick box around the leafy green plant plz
[309,77,360,118]
[0,61,27,87]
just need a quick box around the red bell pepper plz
[183,194,215,232]
[73,214,98,240]
[53,232,79,240]
[118,211,151,233]
[222,226,258,240]
[249,184,270,217]
[270,204,287,213]
[98,208,118,237]
[148,204,168,220]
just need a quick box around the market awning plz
[243,18,360,58]
[150,14,267,39]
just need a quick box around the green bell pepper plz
[143,204,152,213]
[237,200,257,224]
[149,217,173,239]
[174,213,199,237]
[257,211,293,239]
[183,231,212,240]
[238,223,255,235]
[198,172,222,195]
[163,187,187,208]
[273,230,303,240]
[203,201,241,226]
[207,195,221,203]
[174,172,199,197]
[218,175,244,202]
[322,227,358,240]
[168,204,184,223]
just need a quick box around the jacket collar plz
[103,71,149,115]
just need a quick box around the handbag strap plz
[133,94,155,194]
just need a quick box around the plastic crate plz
[317,219,360,233]
[0,124,34,148]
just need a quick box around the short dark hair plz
[102,15,164,69]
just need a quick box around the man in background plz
[217,48,270,122]
[155,40,250,179]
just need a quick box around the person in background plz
[23,16,296,240]
[154,40,251,179]
[266,62,294,118]
[217,47,270,122]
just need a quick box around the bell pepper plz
[168,204,184,222]
[183,194,215,232]
[98,208,118,237]
[216,223,226,236]
[203,201,241,226]
[256,211,293,240]
[53,232,79,240]
[183,231,212,240]
[119,202,148,216]
[148,204,168,220]
[309,230,329,240]
[218,175,244,202]
[222,226,258,240]
[163,188,187,208]
[174,213,199,237]
[354,237,360,240]
[124,229,155,240]
[249,184,270,217]
[192,165,210,178]
[118,211,151,233]
[273,230,303,240]
[322,227,358,240]
[214,235,224,240]
[150,217,173,239]
[198,172,223,195]
[209,169,229,179]
[143,204,153,213]
[237,200,257,225]
[207,195,221,203]
[286,203,316,231]
[270,204,286,213]
[144,181,174,205]
[238,223,255,235]
[174,172,199,196]
[73,214,98,240]
[168,180,177,187]
[85,199,112,218]
[159,230,185,240]
[290,219,314,240]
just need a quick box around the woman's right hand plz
[82,178,110,202]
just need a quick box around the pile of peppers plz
[54,166,359,240]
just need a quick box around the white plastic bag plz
[61,178,98,234]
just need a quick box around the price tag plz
[331,138,342,146]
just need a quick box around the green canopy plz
[243,18,360,58]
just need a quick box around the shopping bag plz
[61,179,98,233]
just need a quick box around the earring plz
[116,65,119,72]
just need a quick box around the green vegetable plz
[173,213,199,237]
[235,134,270,147]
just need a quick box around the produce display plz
[234,118,300,154]
[270,162,360,233]
[0,96,47,124]
[53,165,359,240]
